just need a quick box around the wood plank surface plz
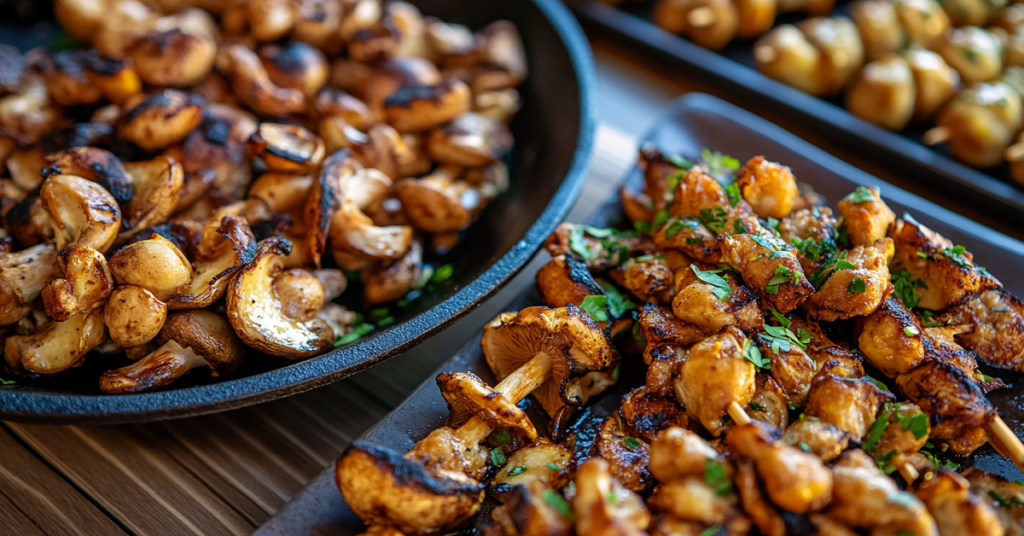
[1,36,1021,536]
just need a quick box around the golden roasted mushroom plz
[846,54,916,131]
[385,79,472,132]
[4,308,106,374]
[675,327,756,435]
[438,371,539,441]
[734,156,799,220]
[100,310,245,393]
[394,173,476,234]
[248,123,326,174]
[166,216,256,309]
[836,186,895,248]
[40,174,122,255]
[258,41,329,98]
[0,243,59,325]
[103,284,167,349]
[218,44,307,117]
[362,240,422,305]
[117,90,204,152]
[573,457,650,536]
[490,440,573,502]
[43,147,134,204]
[108,234,193,302]
[226,236,334,359]
[428,112,513,167]
[130,11,218,88]
[120,156,184,238]
[41,244,113,321]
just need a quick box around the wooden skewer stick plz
[898,463,919,484]
[1006,143,1024,163]
[728,401,752,426]
[987,415,1024,475]
[922,126,950,146]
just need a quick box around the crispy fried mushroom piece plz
[103,284,167,348]
[573,458,650,536]
[491,481,572,536]
[109,234,193,302]
[5,309,106,374]
[735,156,800,219]
[166,216,256,309]
[437,371,538,440]
[218,44,307,117]
[117,90,204,152]
[0,243,59,325]
[100,310,244,393]
[591,416,653,492]
[41,244,113,321]
[363,240,422,305]
[675,327,756,436]
[120,156,184,238]
[836,186,896,248]
[945,290,1024,372]
[808,238,893,321]
[226,236,334,359]
[40,174,122,254]
[248,123,326,174]
[44,147,133,204]
[385,79,471,132]
[428,112,513,167]
[490,440,572,503]
[829,450,938,535]
[130,11,217,88]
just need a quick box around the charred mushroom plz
[103,284,167,349]
[5,308,106,374]
[41,244,114,321]
[248,123,326,174]
[117,90,204,152]
[0,243,59,325]
[40,174,122,255]
[166,216,256,309]
[108,234,194,302]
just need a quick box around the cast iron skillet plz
[254,93,1024,536]
[0,0,596,423]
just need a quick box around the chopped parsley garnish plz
[548,462,561,471]
[634,220,652,233]
[742,338,770,370]
[632,314,647,349]
[848,276,866,293]
[903,326,920,337]
[507,466,526,476]
[750,233,797,261]
[490,429,512,445]
[863,411,890,453]
[765,265,795,295]
[920,448,959,471]
[433,264,454,283]
[686,237,704,244]
[760,324,808,354]
[699,207,729,234]
[700,526,722,536]
[544,489,574,518]
[623,436,640,448]
[771,309,791,328]
[767,217,780,237]
[580,295,609,322]
[921,310,944,328]
[836,222,849,246]
[866,376,890,392]
[667,154,698,169]
[334,323,374,346]
[701,148,740,179]
[704,459,733,497]
[791,235,836,260]
[598,280,638,318]
[893,407,929,439]
[725,183,742,207]
[0,376,14,386]
[734,219,748,234]
[583,226,620,238]
[749,401,765,411]
[664,217,699,237]
[809,250,855,288]
[843,186,876,204]
[653,210,669,228]
[605,491,618,505]
[916,251,929,259]
[987,490,1024,509]
[938,244,973,268]
[491,447,507,466]
[876,449,898,475]
[569,227,596,261]
[691,264,732,301]
[891,269,927,310]
[993,306,1009,312]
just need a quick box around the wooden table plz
[3,34,1023,536]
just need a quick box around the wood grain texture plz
[0,427,127,536]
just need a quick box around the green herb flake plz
[767,217,781,237]
[798,442,813,453]
[771,309,792,329]
[765,265,793,295]
[843,186,876,204]
[939,245,974,268]
[334,323,374,347]
[810,250,854,288]
[623,436,640,449]
[691,264,732,301]
[725,183,742,208]
[701,148,741,177]
[891,269,924,309]
[916,251,929,259]
[698,207,729,234]
[0,376,14,387]
[903,326,920,337]
[742,338,770,371]
[548,462,561,471]
[704,459,733,497]
[667,154,698,169]
[598,280,638,318]
[491,447,507,466]
[863,408,891,453]
[700,526,722,536]
[569,227,596,261]
[583,226,618,238]
[507,466,527,476]
[749,402,765,411]
[580,295,610,322]
[491,429,512,445]
[686,237,704,244]
[432,263,454,283]
[544,489,574,518]
[848,277,867,293]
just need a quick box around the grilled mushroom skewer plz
[336,305,615,535]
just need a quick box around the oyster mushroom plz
[428,112,513,167]
[0,243,59,325]
[384,79,472,132]
[4,308,106,374]
[41,244,114,321]
[302,149,360,270]
[315,88,374,132]
[108,234,194,302]
[103,284,167,348]
[120,156,184,238]
[43,147,134,204]
[248,123,326,174]
[117,90,204,152]
[40,174,122,254]
[166,216,256,309]
[99,310,244,393]
[226,236,334,359]
[481,304,618,424]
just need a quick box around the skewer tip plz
[728,401,752,426]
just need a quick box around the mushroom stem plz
[98,340,208,393]
[728,401,752,426]
[987,416,1024,474]
[451,352,553,445]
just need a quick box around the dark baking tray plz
[253,93,1024,535]
[0,0,595,423]
[570,0,1024,224]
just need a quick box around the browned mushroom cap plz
[89,0,159,58]
[83,50,142,105]
[470,21,528,93]
[129,11,217,87]
[490,441,573,502]
[109,234,194,302]
[166,216,256,309]
[573,457,651,536]
[103,284,167,348]
[301,150,360,269]
[336,442,485,536]
[226,236,334,359]
[393,174,475,233]
[4,308,106,375]
[3,186,56,247]
[481,305,616,418]
[40,174,122,255]
[54,0,106,41]
[314,88,374,131]
[164,103,257,202]
[38,51,105,107]
[120,156,184,238]
[437,371,538,440]
[41,244,114,321]
[258,42,329,98]
[6,148,46,191]
[0,243,59,325]
[535,254,604,309]
[248,123,326,174]
[362,239,422,305]
[354,57,442,118]
[43,147,133,204]
[247,0,296,42]
[384,79,472,133]
[246,172,313,230]
[118,90,204,152]
[99,310,245,393]
[0,78,62,146]
[218,44,307,117]
[428,112,513,167]
[348,123,407,179]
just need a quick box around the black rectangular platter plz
[254,93,1024,536]
[570,0,1024,224]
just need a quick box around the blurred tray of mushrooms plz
[572,0,1024,204]
[329,146,1024,536]
[0,0,529,393]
